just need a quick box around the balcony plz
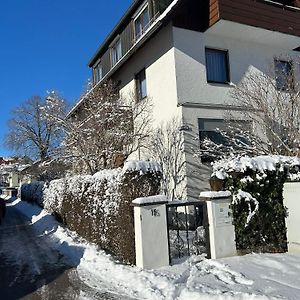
[209,0,300,36]
[208,0,300,49]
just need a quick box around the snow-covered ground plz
[8,197,300,300]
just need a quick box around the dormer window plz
[111,39,122,66]
[93,62,103,84]
[134,5,150,41]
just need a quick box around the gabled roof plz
[68,0,181,118]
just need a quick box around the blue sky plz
[0,0,131,157]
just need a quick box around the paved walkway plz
[0,198,119,300]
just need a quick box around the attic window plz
[134,5,150,41]
[93,62,103,84]
[111,39,122,66]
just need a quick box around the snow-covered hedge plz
[20,181,45,206]
[212,155,300,253]
[21,161,162,264]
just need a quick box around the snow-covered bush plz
[21,161,161,264]
[213,155,300,253]
[20,182,45,206]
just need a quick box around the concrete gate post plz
[132,195,169,269]
[283,182,300,253]
[200,191,237,259]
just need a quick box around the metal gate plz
[166,202,210,264]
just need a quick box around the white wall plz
[173,25,300,107]
[283,182,300,253]
[172,25,300,200]
[114,23,182,127]
[112,22,300,201]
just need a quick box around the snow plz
[133,195,168,205]
[200,191,231,199]
[233,190,259,226]
[10,198,300,300]
[123,160,161,174]
[213,155,300,180]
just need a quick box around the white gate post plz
[132,195,169,269]
[283,182,300,253]
[200,191,236,259]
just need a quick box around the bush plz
[226,167,288,253]
[20,182,45,206]
[213,156,300,253]
[21,161,162,264]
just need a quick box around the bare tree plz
[148,117,186,200]
[194,121,269,162]
[49,80,153,175]
[6,94,67,160]
[231,57,300,156]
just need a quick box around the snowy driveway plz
[0,198,122,300]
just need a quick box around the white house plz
[69,0,300,201]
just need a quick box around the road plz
[0,198,123,300]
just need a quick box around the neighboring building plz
[69,0,300,200]
[0,157,32,188]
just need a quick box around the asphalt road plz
[0,199,123,300]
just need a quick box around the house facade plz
[70,0,300,201]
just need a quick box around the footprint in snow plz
[196,260,253,286]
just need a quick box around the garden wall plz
[21,161,162,264]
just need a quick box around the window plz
[199,118,252,162]
[111,39,122,66]
[205,48,230,83]
[134,5,150,40]
[274,60,293,90]
[93,62,103,84]
[199,119,227,148]
[135,68,147,100]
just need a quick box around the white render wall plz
[114,23,182,127]
[111,21,300,201]
[173,25,300,107]
[172,25,300,200]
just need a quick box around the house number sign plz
[151,208,160,217]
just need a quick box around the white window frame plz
[93,61,103,84]
[111,38,122,66]
[133,3,150,41]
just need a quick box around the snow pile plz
[213,155,300,180]
[11,198,300,300]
